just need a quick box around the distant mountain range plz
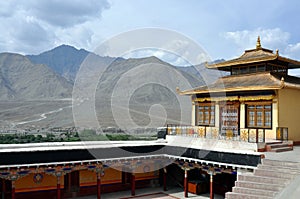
[0,44,224,127]
[26,45,115,83]
[0,44,222,101]
[0,53,72,100]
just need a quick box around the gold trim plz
[194,95,274,102]
[239,95,274,101]
[194,96,239,102]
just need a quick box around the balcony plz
[166,124,266,143]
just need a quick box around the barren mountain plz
[27,45,115,82]
[0,45,208,128]
[0,53,72,100]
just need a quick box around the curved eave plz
[283,83,300,90]
[277,56,300,69]
[180,86,282,95]
[207,55,300,70]
[207,56,277,70]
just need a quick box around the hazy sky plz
[1,0,300,65]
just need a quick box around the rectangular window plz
[246,102,272,128]
[196,103,215,126]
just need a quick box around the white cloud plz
[22,0,110,27]
[222,28,290,54]
[285,43,300,59]
[123,48,191,66]
[0,0,110,54]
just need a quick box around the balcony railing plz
[166,124,265,143]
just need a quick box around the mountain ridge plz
[0,52,72,100]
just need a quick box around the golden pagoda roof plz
[207,36,300,71]
[180,72,300,95]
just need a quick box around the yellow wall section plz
[15,173,64,193]
[135,164,158,180]
[278,88,300,141]
[264,100,279,140]
[80,168,122,187]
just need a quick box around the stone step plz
[267,143,289,148]
[237,174,290,185]
[270,146,293,152]
[232,187,278,197]
[262,159,300,168]
[258,164,300,173]
[235,181,284,192]
[254,169,295,179]
[225,192,272,199]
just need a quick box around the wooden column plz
[11,180,15,199]
[210,173,214,199]
[67,173,71,192]
[2,179,6,199]
[57,176,61,199]
[184,169,188,198]
[163,168,167,191]
[131,173,135,196]
[97,172,101,199]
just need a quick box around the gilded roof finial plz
[256,36,262,49]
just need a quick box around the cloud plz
[0,0,110,54]
[222,28,300,60]
[285,43,300,59]
[23,0,110,27]
[0,1,18,17]
[222,28,290,53]
[123,48,191,66]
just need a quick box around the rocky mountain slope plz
[27,45,115,82]
[0,53,72,100]
[0,45,215,128]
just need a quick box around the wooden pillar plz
[210,173,214,199]
[2,179,6,199]
[184,170,188,198]
[163,168,167,191]
[131,173,135,196]
[97,172,101,199]
[11,180,15,199]
[57,176,61,199]
[256,129,259,143]
[67,173,71,192]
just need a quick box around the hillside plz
[27,45,115,82]
[0,45,211,128]
[0,53,72,100]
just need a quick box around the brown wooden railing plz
[166,124,266,143]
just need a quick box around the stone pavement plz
[263,146,300,162]
[76,187,223,199]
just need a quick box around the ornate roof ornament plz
[256,36,262,49]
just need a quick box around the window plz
[246,102,272,128]
[196,103,215,126]
[231,64,267,75]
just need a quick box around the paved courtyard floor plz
[75,186,223,199]
[263,146,300,162]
